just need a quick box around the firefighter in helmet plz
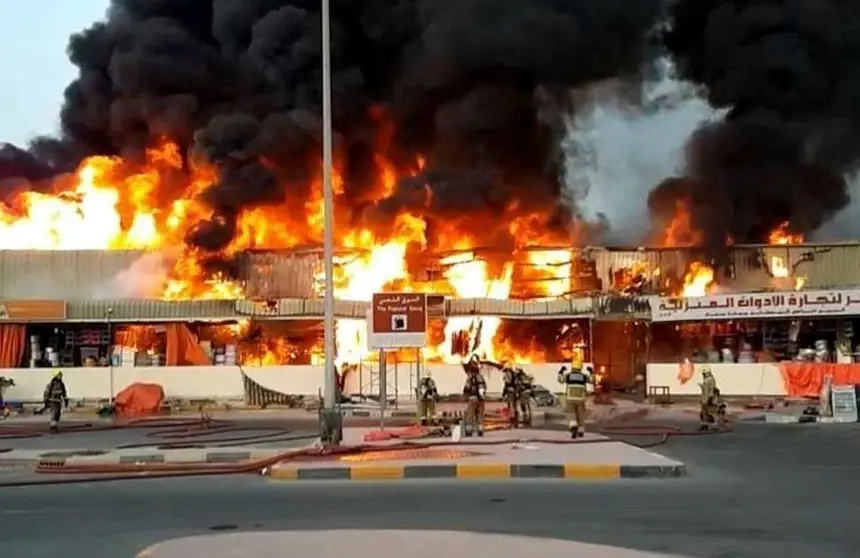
[501,361,520,427]
[514,366,534,427]
[462,355,487,436]
[699,368,719,431]
[43,370,69,432]
[417,371,439,425]
[557,354,589,438]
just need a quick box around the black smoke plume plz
[1,0,665,254]
[655,0,860,251]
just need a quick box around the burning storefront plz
[2,1,860,403]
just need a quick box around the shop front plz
[646,289,860,398]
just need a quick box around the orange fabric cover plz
[677,361,695,385]
[778,362,860,398]
[165,324,210,366]
[0,324,26,368]
[114,382,165,416]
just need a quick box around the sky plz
[0,0,108,147]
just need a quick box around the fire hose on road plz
[0,415,732,488]
[0,416,318,447]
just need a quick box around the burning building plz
[3,1,860,403]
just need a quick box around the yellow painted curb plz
[349,465,406,480]
[563,464,620,479]
[455,463,511,479]
[269,467,299,480]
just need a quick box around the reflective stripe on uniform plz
[566,385,586,401]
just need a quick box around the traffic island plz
[136,529,685,558]
[266,427,686,481]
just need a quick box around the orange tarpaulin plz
[677,361,694,385]
[0,324,25,368]
[778,362,860,398]
[114,382,165,416]
[165,324,210,366]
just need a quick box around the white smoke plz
[810,174,860,241]
[98,251,179,298]
[562,59,720,245]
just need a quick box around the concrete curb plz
[267,462,686,481]
[341,409,417,418]
[763,413,855,424]
[0,447,284,468]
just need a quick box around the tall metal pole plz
[321,0,341,444]
[106,308,114,401]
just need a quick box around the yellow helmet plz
[54,370,63,379]
[571,354,583,367]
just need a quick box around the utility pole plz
[319,0,342,444]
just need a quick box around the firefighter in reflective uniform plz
[714,387,728,427]
[417,373,439,425]
[514,367,534,427]
[699,368,718,431]
[43,371,69,432]
[462,356,487,437]
[557,358,589,438]
[501,362,520,427]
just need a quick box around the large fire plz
[0,139,571,366]
[661,204,806,297]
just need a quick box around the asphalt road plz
[0,415,357,451]
[1,420,859,558]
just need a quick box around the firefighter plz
[43,371,69,432]
[462,356,487,437]
[514,367,534,427]
[713,387,728,427]
[501,362,519,427]
[557,357,589,438]
[699,368,718,431]
[417,372,439,425]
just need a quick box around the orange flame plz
[0,138,573,365]
[767,221,805,290]
[681,262,714,297]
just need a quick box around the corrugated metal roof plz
[0,250,146,298]
[66,299,239,322]
[241,252,320,299]
[729,244,860,291]
[580,248,688,292]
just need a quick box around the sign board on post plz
[367,293,427,350]
[830,385,859,423]
[651,290,860,323]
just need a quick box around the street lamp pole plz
[320,0,342,444]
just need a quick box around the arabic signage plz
[651,290,860,322]
[367,293,427,350]
[0,299,66,321]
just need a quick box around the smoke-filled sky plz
[3,0,860,254]
[0,0,108,146]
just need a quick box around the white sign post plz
[367,294,428,431]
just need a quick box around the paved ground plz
[0,413,348,451]
[138,530,682,558]
[268,427,684,481]
[1,419,859,557]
